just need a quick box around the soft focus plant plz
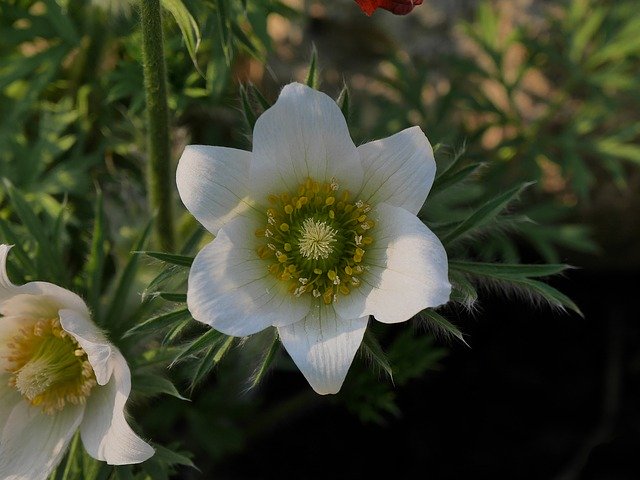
[0,0,592,477]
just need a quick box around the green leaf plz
[190,335,235,389]
[42,0,80,46]
[85,191,106,320]
[141,251,194,267]
[594,138,640,165]
[337,84,350,123]
[171,327,225,366]
[449,260,570,279]
[430,163,483,196]
[305,45,319,88]
[247,82,272,111]
[514,278,582,316]
[442,182,532,245]
[124,308,191,337]
[248,330,280,389]
[214,0,232,66]
[158,292,187,302]
[434,142,468,180]
[230,22,263,60]
[360,330,394,381]
[449,270,478,308]
[161,0,202,75]
[239,83,257,130]
[103,220,153,333]
[418,309,468,346]
[451,262,581,315]
[3,180,65,282]
[0,221,35,274]
[132,373,189,401]
[152,444,197,470]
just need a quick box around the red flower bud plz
[354,0,423,16]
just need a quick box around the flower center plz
[3,318,96,415]
[298,218,338,260]
[256,177,375,304]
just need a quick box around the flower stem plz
[60,432,80,480]
[140,0,175,252]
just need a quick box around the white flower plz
[177,83,451,395]
[0,245,154,480]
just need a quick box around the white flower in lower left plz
[0,245,154,480]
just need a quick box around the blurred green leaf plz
[162,0,202,75]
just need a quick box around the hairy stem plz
[140,0,175,251]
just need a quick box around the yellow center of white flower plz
[256,177,375,304]
[298,218,338,260]
[3,318,96,415]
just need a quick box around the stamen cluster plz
[256,177,375,304]
[3,318,97,415]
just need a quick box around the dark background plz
[212,267,639,480]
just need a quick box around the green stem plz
[61,432,80,479]
[140,0,175,252]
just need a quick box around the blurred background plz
[1,0,639,478]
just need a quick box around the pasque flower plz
[0,245,154,479]
[355,0,423,16]
[177,83,450,394]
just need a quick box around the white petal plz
[0,245,90,318]
[80,349,154,465]
[0,316,28,371]
[0,378,21,435]
[357,127,436,214]
[176,145,260,235]
[277,304,368,395]
[0,244,16,302]
[0,401,84,480]
[250,83,363,202]
[334,203,451,324]
[59,309,114,386]
[187,214,311,336]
